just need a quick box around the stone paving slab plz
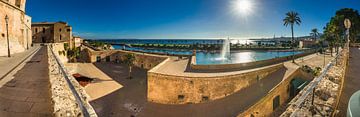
[0,46,40,80]
[0,47,53,116]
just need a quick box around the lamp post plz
[5,15,10,57]
[344,19,351,44]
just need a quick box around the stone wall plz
[51,43,68,63]
[47,46,97,117]
[191,50,316,71]
[81,46,168,70]
[0,0,32,56]
[280,46,349,116]
[238,69,313,117]
[147,64,285,104]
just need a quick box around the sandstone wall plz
[0,0,32,56]
[147,64,284,104]
[51,43,68,63]
[82,47,168,70]
[191,50,316,71]
[238,69,312,117]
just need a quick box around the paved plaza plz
[86,52,333,117]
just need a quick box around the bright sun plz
[232,0,253,16]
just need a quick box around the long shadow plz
[90,62,148,117]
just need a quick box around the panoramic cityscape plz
[0,0,360,117]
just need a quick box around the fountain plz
[220,37,231,60]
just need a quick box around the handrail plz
[289,43,348,116]
[48,45,92,117]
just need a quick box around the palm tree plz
[310,28,319,41]
[283,11,301,63]
[124,53,136,79]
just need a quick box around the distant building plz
[299,39,317,48]
[70,36,83,49]
[0,0,32,56]
[32,22,72,43]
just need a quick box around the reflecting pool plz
[112,45,303,65]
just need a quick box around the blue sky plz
[26,0,360,39]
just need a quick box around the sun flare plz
[232,0,254,16]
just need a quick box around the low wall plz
[191,50,316,71]
[47,46,97,117]
[281,46,349,116]
[147,64,284,104]
[81,46,168,70]
[238,69,312,117]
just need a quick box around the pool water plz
[112,45,303,65]
[195,51,302,65]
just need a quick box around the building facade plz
[70,36,83,49]
[32,22,72,43]
[0,0,32,56]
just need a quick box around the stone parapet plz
[47,45,97,117]
[147,63,284,104]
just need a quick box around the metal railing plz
[48,45,96,117]
[289,43,348,116]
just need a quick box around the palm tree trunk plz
[291,24,295,63]
[129,66,132,79]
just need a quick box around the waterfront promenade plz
[0,47,53,116]
[337,47,360,116]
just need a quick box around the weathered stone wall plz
[0,0,32,56]
[147,64,285,104]
[280,47,349,117]
[47,46,97,117]
[238,69,312,117]
[81,46,168,70]
[191,50,316,70]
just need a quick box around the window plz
[273,95,280,111]
[35,28,38,33]
[178,95,185,100]
[106,56,111,62]
[96,56,101,62]
[43,28,45,33]
[59,28,62,32]
[60,35,62,40]
[67,29,71,32]
[15,0,21,7]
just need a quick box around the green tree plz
[283,11,301,63]
[124,53,136,79]
[67,47,81,62]
[334,8,360,43]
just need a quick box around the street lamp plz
[344,19,351,43]
[5,15,10,57]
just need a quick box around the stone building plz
[32,22,72,43]
[69,36,83,49]
[0,0,32,56]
